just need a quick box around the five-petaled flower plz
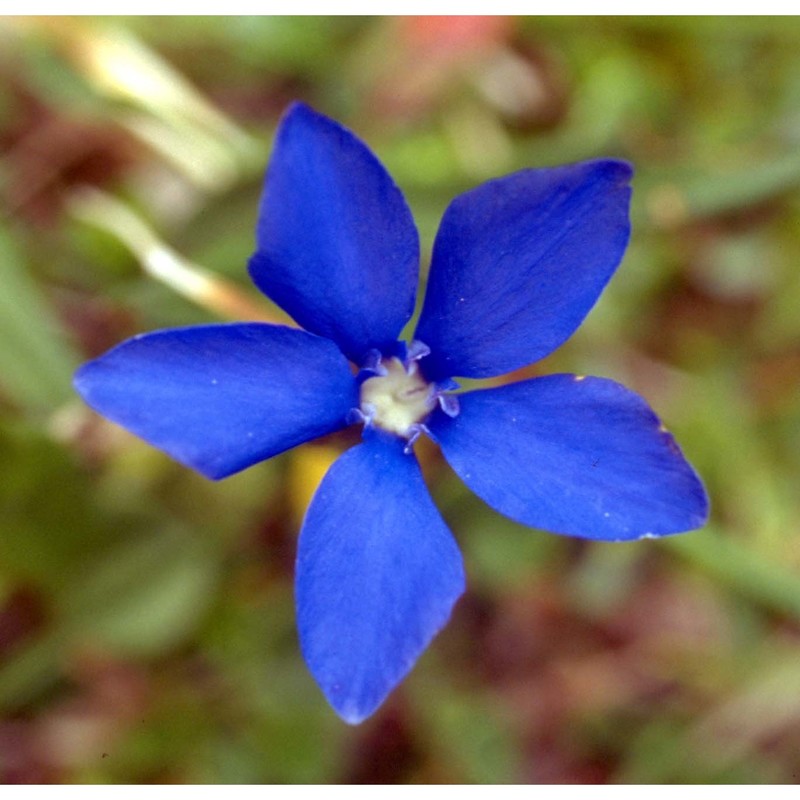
[74,102,709,724]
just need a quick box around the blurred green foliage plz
[1,15,800,784]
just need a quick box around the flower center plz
[359,357,437,438]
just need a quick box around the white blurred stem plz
[68,187,289,325]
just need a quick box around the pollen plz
[359,357,437,438]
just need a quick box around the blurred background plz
[1,15,800,784]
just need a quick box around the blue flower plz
[74,102,708,724]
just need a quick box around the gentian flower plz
[74,102,709,724]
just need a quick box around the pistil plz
[359,357,437,438]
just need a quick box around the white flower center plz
[359,357,437,438]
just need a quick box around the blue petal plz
[249,103,420,364]
[415,160,633,380]
[428,375,708,540]
[296,432,465,724]
[74,323,358,480]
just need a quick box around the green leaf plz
[59,525,220,657]
[0,224,80,413]
[666,527,800,621]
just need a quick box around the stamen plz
[361,349,387,376]
[406,340,431,362]
[438,393,460,418]
[346,407,371,426]
[403,423,429,454]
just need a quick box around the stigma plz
[353,342,461,448]
[359,356,437,438]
